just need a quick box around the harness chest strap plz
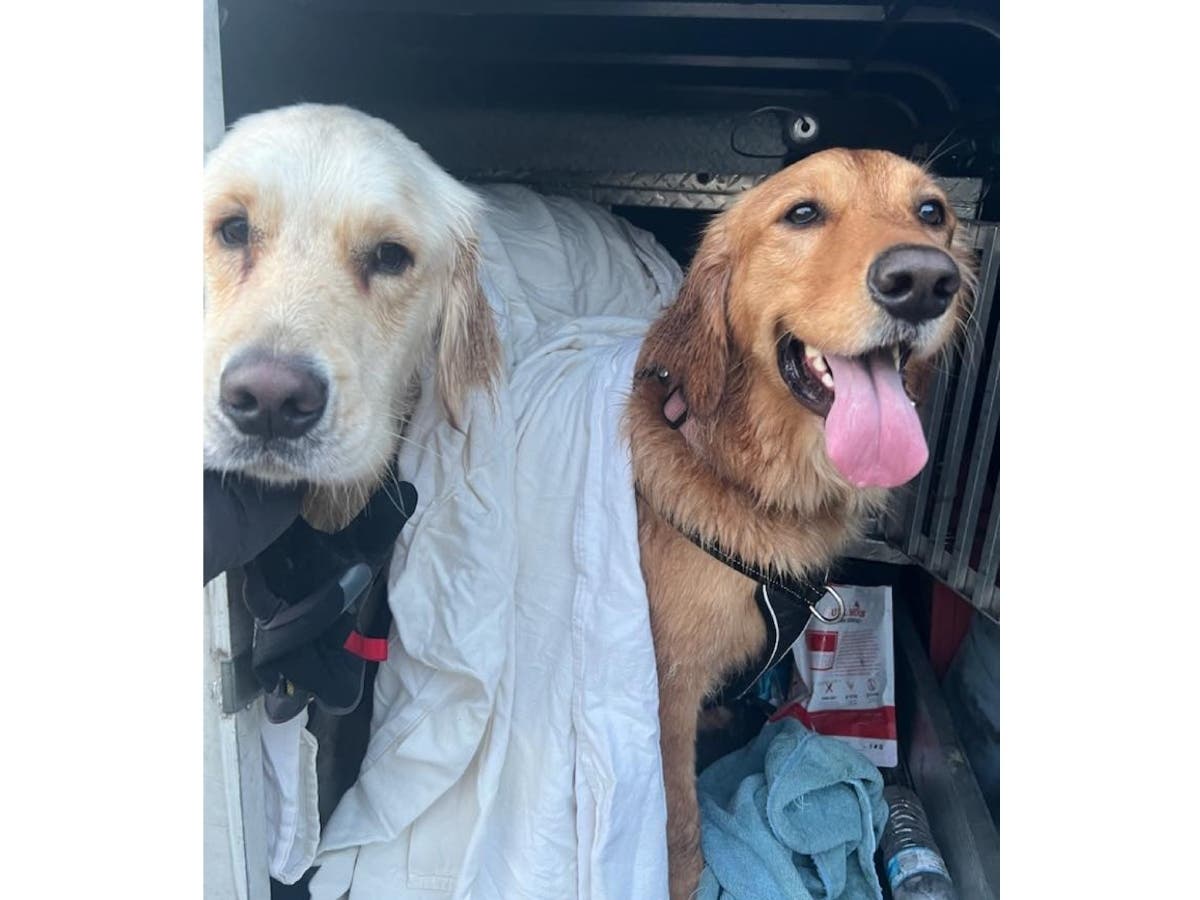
[681,527,845,702]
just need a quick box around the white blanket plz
[262,185,681,899]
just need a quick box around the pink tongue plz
[822,352,928,488]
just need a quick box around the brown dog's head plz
[203,104,498,527]
[642,148,973,497]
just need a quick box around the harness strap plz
[682,526,831,614]
[343,630,389,662]
[245,479,416,721]
[635,362,844,702]
[716,584,813,702]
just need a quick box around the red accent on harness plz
[343,631,388,662]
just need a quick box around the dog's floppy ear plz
[437,237,501,430]
[639,221,733,419]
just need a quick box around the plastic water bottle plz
[879,785,958,899]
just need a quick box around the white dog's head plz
[203,104,497,528]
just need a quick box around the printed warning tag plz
[773,584,897,768]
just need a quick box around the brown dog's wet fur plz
[627,149,973,898]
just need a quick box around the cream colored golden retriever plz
[203,104,498,529]
[627,149,974,898]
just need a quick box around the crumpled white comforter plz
[261,184,682,899]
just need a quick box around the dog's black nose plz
[867,244,961,324]
[220,353,327,439]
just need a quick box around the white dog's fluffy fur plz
[203,104,498,529]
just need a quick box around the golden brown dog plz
[627,149,973,898]
[203,104,499,530]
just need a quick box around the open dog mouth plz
[776,334,926,489]
[776,335,911,419]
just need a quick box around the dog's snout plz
[219,352,328,439]
[867,244,960,324]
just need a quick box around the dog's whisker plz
[379,464,417,518]
[953,315,985,371]
[917,128,967,174]
[387,428,448,462]
[386,481,409,518]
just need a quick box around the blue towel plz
[696,717,888,900]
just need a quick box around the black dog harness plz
[242,478,418,722]
[658,511,846,703]
[636,364,845,702]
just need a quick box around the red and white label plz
[774,585,897,767]
[805,630,839,670]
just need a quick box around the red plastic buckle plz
[344,631,388,662]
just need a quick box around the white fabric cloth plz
[260,185,682,898]
[261,708,321,883]
[468,322,668,900]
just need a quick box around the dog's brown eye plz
[917,200,946,226]
[372,242,413,275]
[218,216,249,247]
[784,203,822,227]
